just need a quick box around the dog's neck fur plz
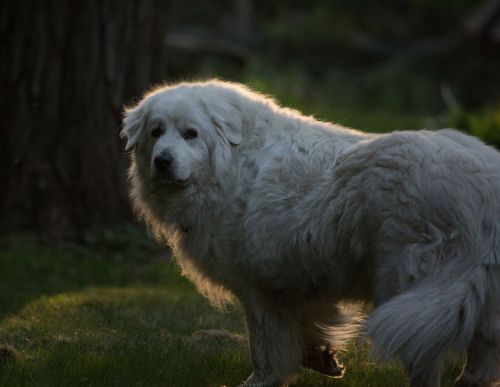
[131,165,227,235]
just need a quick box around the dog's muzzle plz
[154,151,173,175]
[153,151,188,185]
[153,150,176,180]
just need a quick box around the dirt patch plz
[191,329,247,346]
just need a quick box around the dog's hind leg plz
[455,295,500,387]
[240,295,302,387]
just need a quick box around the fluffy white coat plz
[121,80,500,387]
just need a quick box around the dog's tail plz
[366,251,489,380]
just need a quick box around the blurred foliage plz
[448,108,500,149]
[83,224,164,262]
[168,0,500,137]
[0,224,165,264]
[253,0,498,118]
[243,62,430,132]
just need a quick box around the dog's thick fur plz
[121,80,500,387]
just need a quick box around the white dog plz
[121,80,499,387]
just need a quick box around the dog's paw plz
[303,344,345,378]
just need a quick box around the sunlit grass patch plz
[0,284,248,387]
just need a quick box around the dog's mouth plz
[152,173,190,187]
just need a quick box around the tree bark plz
[0,0,169,240]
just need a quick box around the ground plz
[0,232,463,386]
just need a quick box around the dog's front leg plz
[240,296,302,387]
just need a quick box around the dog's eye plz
[183,128,198,140]
[151,127,164,138]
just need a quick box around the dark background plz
[2,0,500,241]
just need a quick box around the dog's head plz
[121,81,245,187]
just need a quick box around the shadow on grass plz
[0,241,184,320]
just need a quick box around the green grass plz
[0,237,463,386]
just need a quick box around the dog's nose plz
[154,152,173,174]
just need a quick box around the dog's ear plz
[120,104,144,151]
[207,97,243,146]
[211,114,242,146]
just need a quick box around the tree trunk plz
[0,0,169,240]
